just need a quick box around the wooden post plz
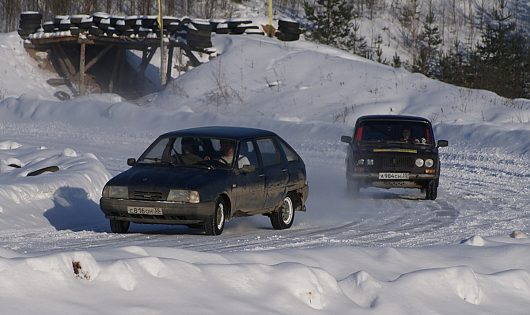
[79,42,86,95]
[109,48,122,93]
[166,45,174,84]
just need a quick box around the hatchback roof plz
[161,126,277,140]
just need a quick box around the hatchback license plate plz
[379,172,409,180]
[127,206,163,215]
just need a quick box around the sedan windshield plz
[138,136,236,168]
[355,121,433,145]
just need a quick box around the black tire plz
[27,165,59,176]
[54,91,71,101]
[204,197,226,235]
[276,31,300,41]
[278,19,299,30]
[347,178,360,196]
[110,219,130,233]
[425,180,438,200]
[270,194,296,230]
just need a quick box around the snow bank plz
[1,241,530,314]
[0,141,110,229]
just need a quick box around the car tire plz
[425,180,438,200]
[110,219,130,233]
[204,197,226,235]
[270,194,295,230]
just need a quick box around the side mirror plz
[437,140,448,148]
[238,165,256,174]
[127,158,137,166]
[341,136,352,144]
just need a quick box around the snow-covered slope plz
[0,31,529,314]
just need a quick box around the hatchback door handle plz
[259,174,265,178]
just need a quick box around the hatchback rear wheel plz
[271,194,295,230]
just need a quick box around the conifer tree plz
[303,0,353,49]
[416,4,442,76]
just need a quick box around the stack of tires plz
[214,19,256,35]
[18,12,42,39]
[276,19,301,41]
[186,19,213,50]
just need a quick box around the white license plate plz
[379,172,409,180]
[127,206,163,215]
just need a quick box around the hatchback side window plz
[256,138,281,167]
[237,141,258,169]
[279,140,299,162]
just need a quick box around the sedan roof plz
[357,115,432,124]
[161,126,277,140]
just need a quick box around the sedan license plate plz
[379,172,409,180]
[127,206,163,215]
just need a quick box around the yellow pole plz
[268,0,273,26]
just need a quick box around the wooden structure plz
[26,34,207,98]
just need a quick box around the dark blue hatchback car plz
[100,126,308,235]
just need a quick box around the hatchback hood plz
[108,165,219,190]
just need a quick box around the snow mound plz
[339,270,382,308]
[510,230,528,239]
[0,142,110,229]
[394,266,483,305]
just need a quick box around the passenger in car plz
[219,140,250,168]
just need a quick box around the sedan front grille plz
[374,156,415,171]
[131,190,164,201]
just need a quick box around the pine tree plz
[474,0,520,97]
[350,20,368,58]
[303,0,353,49]
[416,4,442,76]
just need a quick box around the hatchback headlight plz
[167,190,200,203]
[103,186,128,199]
[415,158,425,167]
[425,159,434,168]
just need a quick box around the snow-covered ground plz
[0,31,529,314]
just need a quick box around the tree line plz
[303,0,530,99]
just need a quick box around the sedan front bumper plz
[350,172,438,189]
[100,197,215,224]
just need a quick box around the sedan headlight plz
[167,190,200,203]
[425,159,434,168]
[415,158,425,167]
[102,186,128,199]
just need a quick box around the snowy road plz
[1,121,528,255]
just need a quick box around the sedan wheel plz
[205,198,226,235]
[110,219,130,233]
[425,180,438,200]
[270,195,295,230]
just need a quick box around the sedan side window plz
[256,138,281,167]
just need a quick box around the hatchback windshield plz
[138,136,236,167]
[355,121,433,145]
